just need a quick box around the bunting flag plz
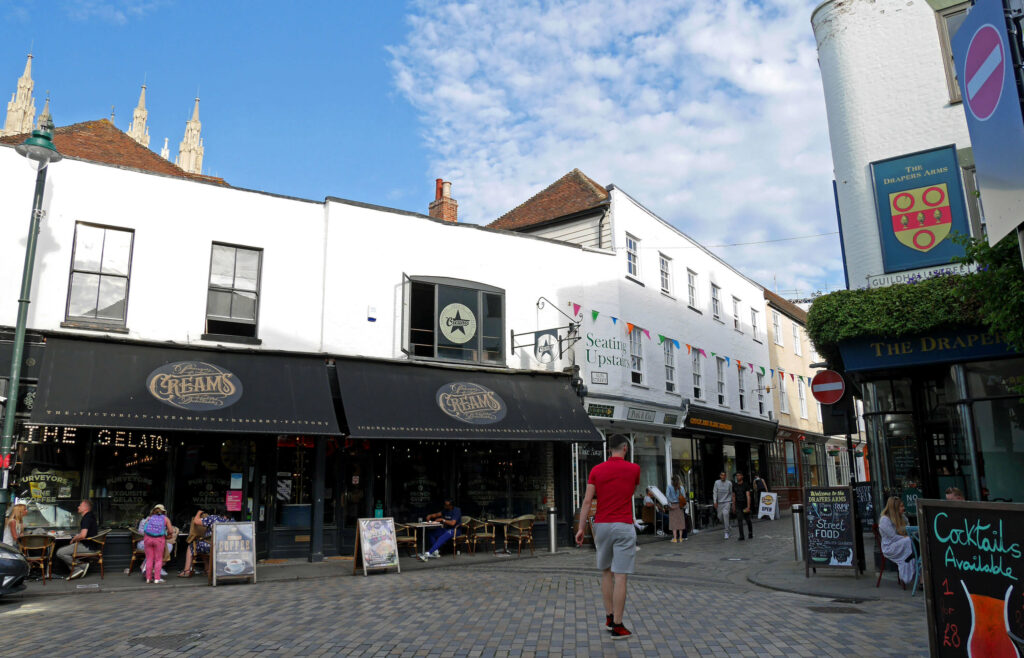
[790,373,795,381]
[672,339,680,349]
[711,352,717,358]
[724,356,730,367]
[657,334,666,344]
[686,344,692,354]
[642,329,651,340]
[749,363,754,372]
[592,310,600,322]
[759,366,766,375]
[626,322,635,334]
[770,368,775,379]
[698,348,707,358]
[572,303,581,317]
[611,316,618,325]
[736,360,743,370]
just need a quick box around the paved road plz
[2,525,929,657]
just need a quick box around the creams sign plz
[147,361,243,411]
[438,303,477,344]
[436,382,507,425]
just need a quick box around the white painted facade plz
[812,0,977,288]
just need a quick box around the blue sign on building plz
[838,327,1016,372]
[869,145,970,274]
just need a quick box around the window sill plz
[201,333,263,345]
[625,274,645,287]
[734,328,743,334]
[664,391,682,398]
[661,291,675,300]
[60,320,129,334]
[631,383,649,390]
[753,338,763,344]
[687,305,702,315]
[713,317,724,325]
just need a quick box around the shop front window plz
[974,397,1024,502]
[670,436,696,499]
[784,441,798,488]
[633,434,665,494]
[274,436,336,527]
[15,424,87,530]
[91,428,171,529]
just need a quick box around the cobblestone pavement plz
[1,523,929,657]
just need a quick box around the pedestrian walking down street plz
[712,472,733,539]
[576,434,641,641]
[666,475,687,543]
[733,473,753,540]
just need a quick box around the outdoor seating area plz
[402,514,537,559]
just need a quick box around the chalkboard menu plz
[853,482,874,525]
[210,521,256,586]
[918,500,1024,657]
[804,486,858,577]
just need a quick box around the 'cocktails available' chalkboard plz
[804,486,858,578]
[918,500,1024,657]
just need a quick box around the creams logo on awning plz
[147,361,244,411]
[436,382,507,425]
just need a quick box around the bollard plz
[792,504,805,562]
[549,508,558,553]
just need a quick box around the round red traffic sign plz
[963,23,1005,121]
[811,370,846,405]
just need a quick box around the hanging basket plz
[827,450,840,457]
[801,447,814,455]
[855,451,864,457]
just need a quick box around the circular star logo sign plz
[438,303,477,344]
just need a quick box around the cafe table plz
[487,518,516,555]
[407,521,442,555]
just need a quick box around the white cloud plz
[390,0,843,295]
[63,0,165,24]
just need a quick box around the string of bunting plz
[568,300,812,384]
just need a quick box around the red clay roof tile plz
[488,168,608,230]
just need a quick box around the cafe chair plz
[127,529,147,575]
[394,523,419,557]
[468,518,496,555]
[872,523,905,590]
[507,515,535,556]
[451,517,472,558]
[19,535,55,584]
[71,528,111,579]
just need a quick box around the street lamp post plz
[0,117,61,521]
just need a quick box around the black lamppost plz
[0,115,61,521]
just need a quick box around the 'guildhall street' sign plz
[436,382,507,425]
[870,146,970,274]
[147,361,243,411]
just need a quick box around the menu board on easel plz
[210,521,256,586]
[803,486,858,577]
[353,517,400,576]
[918,500,1024,657]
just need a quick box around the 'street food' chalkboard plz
[804,486,858,578]
[918,500,1024,657]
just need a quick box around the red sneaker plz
[610,623,633,640]
[605,614,614,631]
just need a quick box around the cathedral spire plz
[37,92,51,130]
[175,96,204,174]
[2,53,37,137]
[126,83,150,147]
[160,137,169,160]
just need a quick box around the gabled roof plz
[764,289,808,324]
[489,168,608,230]
[0,119,228,186]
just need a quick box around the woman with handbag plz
[665,475,687,543]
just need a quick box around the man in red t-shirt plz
[575,434,641,641]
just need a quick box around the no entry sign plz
[811,370,846,405]
[963,23,1005,121]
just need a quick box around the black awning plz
[682,404,778,443]
[31,337,341,435]
[334,358,601,442]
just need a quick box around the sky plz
[0,0,843,297]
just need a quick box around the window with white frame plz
[737,366,746,411]
[716,357,727,406]
[659,253,672,294]
[751,309,761,341]
[711,284,721,320]
[935,2,969,103]
[687,270,697,308]
[629,326,643,385]
[732,297,741,330]
[798,378,808,418]
[206,243,263,339]
[692,350,703,399]
[772,311,784,346]
[67,223,134,326]
[793,324,802,356]
[779,377,790,414]
[664,340,676,392]
[756,373,766,415]
[626,234,640,278]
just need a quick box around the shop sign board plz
[853,482,874,526]
[757,492,778,520]
[626,407,656,423]
[869,145,970,274]
[353,517,400,576]
[210,521,256,586]
[803,486,858,577]
[917,499,1024,656]
[811,370,846,405]
[953,0,1024,244]
[838,327,1016,372]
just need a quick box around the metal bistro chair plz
[506,515,535,556]
[468,518,496,555]
[451,517,472,558]
[394,523,419,558]
[70,529,111,579]
[19,535,55,584]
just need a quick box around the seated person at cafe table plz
[178,508,232,577]
[57,499,100,580]
[417,498,462,561]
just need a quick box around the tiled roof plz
[489,168,608,230]
[0,119,228,186]
[764,289,808,324]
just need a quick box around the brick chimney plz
[428,178,458,223]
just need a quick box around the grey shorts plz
[593,522,636,574]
